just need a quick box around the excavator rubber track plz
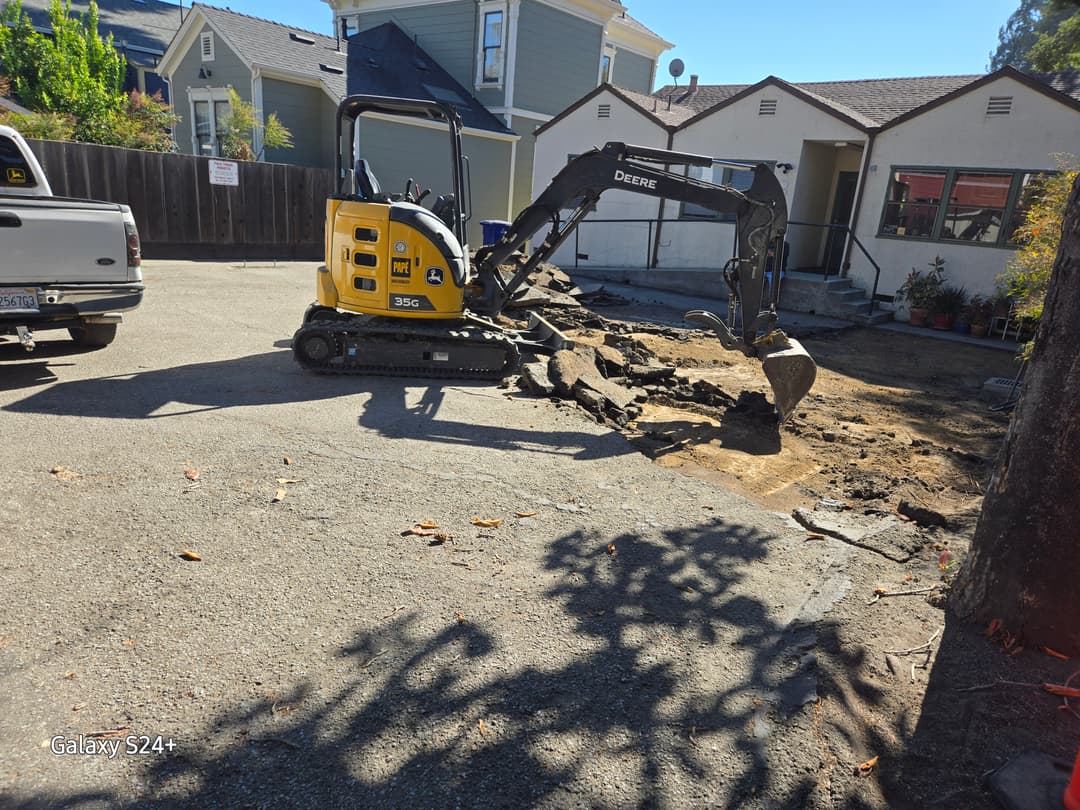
[291,314,521,380]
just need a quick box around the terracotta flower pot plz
[909,307,929,327]
[970,324,988,338]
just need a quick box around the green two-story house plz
[327,0,671,219]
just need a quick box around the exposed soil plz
[611,326,1016,520]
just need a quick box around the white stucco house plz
[532,67,1080,317]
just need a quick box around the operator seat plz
[356,159,386,202]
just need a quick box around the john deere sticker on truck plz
[6,168,26,184]
[391,258,411,283]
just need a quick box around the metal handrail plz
[568,216,885,314]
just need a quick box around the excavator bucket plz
[757,336,817,422]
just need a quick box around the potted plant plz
[931,284,967,331]
[965,295,992,338]
[895,257,945,326]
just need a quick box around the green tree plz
[998,154,1079,328]
[0,0,175,149]
[989,0,1079,70]
[215,88,293,161]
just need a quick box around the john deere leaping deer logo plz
[425,267,444,286]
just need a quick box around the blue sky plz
[200,0,1020,87]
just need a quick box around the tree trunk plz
[952,173,1080,655]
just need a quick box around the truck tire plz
[69,321,118,347]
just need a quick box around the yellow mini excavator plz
[292,95,816,420]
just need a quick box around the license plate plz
[0,288,38,312]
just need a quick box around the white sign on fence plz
[208,159,239,187]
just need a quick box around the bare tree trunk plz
[952,174,1080,655]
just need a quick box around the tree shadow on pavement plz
[11,517,883,809]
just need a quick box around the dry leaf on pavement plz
[471,517,502,528]
[276,478,301,485]
[454,612,466,623]
[272,488,287,503]
[415,521,439,529]
[184,468,200,481]
[515,511,538,518]
[477,719,488,737]
[179,549,202,561]
[857,755,879,775]
[283,456,292,465]
[50,466,81,481]
[606,543,616,555]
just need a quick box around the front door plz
[822,171,859,273]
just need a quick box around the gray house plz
[157,3,347,168]
[326,0,672,217]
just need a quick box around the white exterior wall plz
[532,90,670,268]
[851,76,1080,300]
[668,88,864,269]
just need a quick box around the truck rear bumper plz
[0,283,144,331]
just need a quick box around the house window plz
[880,169,945,239]
[680,162,771,221]
[879,167,1051,247]
[475,1,506,86]
[189,88,231,156]
[600,45,615,85]
[482,11,503,83]
[200,31,215,62]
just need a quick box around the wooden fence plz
[26,139,335,260]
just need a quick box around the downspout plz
[839,128,878,277]
[649,125,675,268]
[251,69,264,160]
[503,0,521,219]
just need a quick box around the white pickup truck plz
[0,125,143,351]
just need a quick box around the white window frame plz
[199,31,215,62]
[188,86,232,157]
[475,0,507,89]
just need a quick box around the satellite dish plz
[668,58,685,79]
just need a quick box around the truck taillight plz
[125,221,141,268]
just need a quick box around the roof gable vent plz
[986,95,1013,116]
[597,103,611,119]
[199,31,214,62]
[290,32,316,45]
[758,98,777,116]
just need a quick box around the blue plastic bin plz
[480,220,511,246]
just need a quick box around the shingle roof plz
[17,0,181,64]
[610,11,665,42]
[613,86,696,126]
[653,71,1080,129]
[193,4,346,97]
[344,22,513,135]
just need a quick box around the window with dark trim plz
[680,162,772,222]
[879,167,1052,247]
[481,11,503,83]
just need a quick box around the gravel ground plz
[1,261,859,808]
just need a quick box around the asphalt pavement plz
[0,261,856,808]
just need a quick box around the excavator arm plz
[471,141,815,419]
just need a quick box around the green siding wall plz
[509,115,541,216]
[612,48,653,94]
[357,1,478,95]
[261,78,333,169]
[514,2,602,116]
[170,24,252,156]
[354,116,512,246]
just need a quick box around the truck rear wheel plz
[69,321,118,347]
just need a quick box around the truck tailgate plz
[0,196,130,284]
